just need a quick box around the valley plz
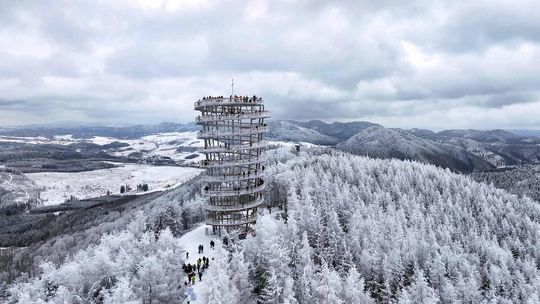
[0,130,206,209]
[29,163,201,206]
[1,121,540,303]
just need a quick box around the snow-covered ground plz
[0,135,78,145]
[27,163,202,206]
[89,132,206,163]
[0,172,38,205]
[178,212,273,303]
[0,131,207,164]
[178,224,222,303]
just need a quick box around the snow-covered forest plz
[237,148,540,303]
[2,175,206,303]
[472,164,540,202]
[4,147,540,303]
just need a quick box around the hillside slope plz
[337,126,494,172]
[5,148,540,303]
[292,120,378,140]
[0,122,199,139]
[266,120,540,172]
[238,148,540,303]
[266,121,339,145]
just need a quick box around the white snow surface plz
[0,132,206,164]
[27,163,202,206]
[0,172,37,205]
[178,224,221,303]
[0,135,77,145]
[90,132,205,163]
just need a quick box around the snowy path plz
[178,224,222,303]
[1,173,30,203]
[9,174,30,202]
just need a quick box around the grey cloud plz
[415,2,540,52]
[0,0,539,129]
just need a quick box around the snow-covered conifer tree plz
[404,269,440,304]
[342,266,374,304]
[313,261,343,304]
[104,278,140,304]
[258,268,281,304]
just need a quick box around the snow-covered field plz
[89,132,205,163]
[178,224,221,303]
[0,131,207,164]
[0,172,38,206]
[0,135,78,145]
[27,163,202,206]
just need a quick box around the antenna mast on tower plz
[231,78,234,95]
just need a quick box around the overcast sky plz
[0,0,539,130]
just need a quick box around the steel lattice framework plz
[195,96,270,234]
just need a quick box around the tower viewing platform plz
[195,95,269,234]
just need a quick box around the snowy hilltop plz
[268,120,540,172]
[4,146,540,303]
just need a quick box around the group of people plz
[201,95,262,103]
[223,108,264,115]
[182,240,219,288]
[240,166,265,177]
[182,256,211,286]
[204,178,264,193]
[213,166,266,180]
[231,179,264,192]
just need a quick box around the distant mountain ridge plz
[267,120,378,144]
[1,119,539,173]
[0,122,199,139]
[267,120,540,172]
[337,126,495,173]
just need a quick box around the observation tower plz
[194,94,270,235]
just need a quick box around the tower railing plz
[200,141,268,153]
[199,155,267,168]
[195,111,270,123]
[194,97,264,108]
[196,126,268,138]
[202,183,265,197]
[202,171,265,182]
[205,215,258,227]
